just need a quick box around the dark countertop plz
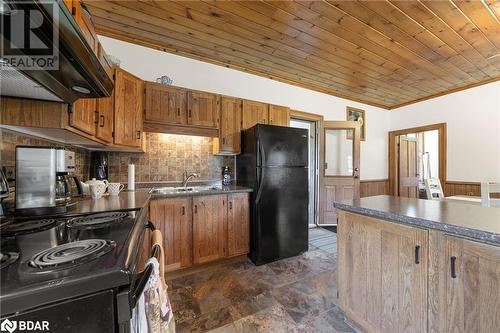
[68,191,151,215]
[334,195,500,246]
[145,185,253,199]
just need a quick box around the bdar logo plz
[0,319,17,333]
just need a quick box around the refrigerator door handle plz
[255,144,265,203]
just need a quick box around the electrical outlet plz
[3,166,15,181]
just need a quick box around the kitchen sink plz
[150,185,222,194]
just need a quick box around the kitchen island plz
[333,195,500,333]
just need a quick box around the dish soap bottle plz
[222,166,231,186]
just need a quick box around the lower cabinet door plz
[193,195,227,264]
[227,193,250,257]
[149,198,193,272]
[337,211,428,333]
[430,234,500,333]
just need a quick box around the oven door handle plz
[117,221,158,324]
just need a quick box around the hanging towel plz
[143,257,175,333]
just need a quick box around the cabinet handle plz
[94,110,99,124]
[450,256,457,278]
[222,137,226,145]
[99,115,105,127]
[181,206,185,215]
[229,201,232,210]
[415,245,420,264]
[194,205,197,214]
[177,107,180,116]
[136,130,141,139]
[188,109,192,118]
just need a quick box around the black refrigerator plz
[237,124,309,265]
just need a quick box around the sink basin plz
[150,185,222,194]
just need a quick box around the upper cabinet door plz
[144,82,187,125]
[242,100,268,130]
[95,90,114,143]
[268,104,290,127]
[218,97,242,154]
[70,98,97,136]
[187,91,220,128]
[114,68,143,147]
[69,0,98,53]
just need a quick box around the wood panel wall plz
[445,181,500,198]
[360,179,390,198]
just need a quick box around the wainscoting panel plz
[360,179,390,197]
[445,181,499,198]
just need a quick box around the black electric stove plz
[0,208,148,332]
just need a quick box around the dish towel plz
[130,257,175,333]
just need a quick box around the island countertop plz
[333,195,500,246]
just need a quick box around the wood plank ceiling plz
[84,0,500,109]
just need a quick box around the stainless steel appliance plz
[237,124,309,265]
[0,1,113,103]
[15,146,76,215]
[0,168,9,217]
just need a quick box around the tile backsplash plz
[0,130,234,186]
[108,133,234,184]
[0,129,90,181]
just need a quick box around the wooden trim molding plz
[388,123,447,196]
[290,110,324,122]
[360,179,390,198]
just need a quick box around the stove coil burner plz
[0,252,19,269]
[29,239,115,271]
[66,212,128,229]
[0,219,59,236]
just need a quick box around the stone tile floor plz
[167,227,356,333]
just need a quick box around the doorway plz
[290,117,319,227]
[320,121,361,226]
[389,123,447,197]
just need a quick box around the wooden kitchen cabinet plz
[66,0,98,53]
[70,98,97,135]
[114,68,143,147]
[144,82,187,125]
[227,193,250,257]
[268,104,290,127]
[187,91,220,128]
[149,198,193,272]
[428,232,500,333]
[242,100,268,130]
[95,89,114,143]
[214,96,242,155]
[338,211,428,333]
[192,195,227,264]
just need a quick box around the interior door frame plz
[388,123,447,196]
[290,110,323,226]
[320,120,361,226]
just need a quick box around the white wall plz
[390,81,500,182]
[100,36,390,180]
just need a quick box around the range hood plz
[0,0,113,103]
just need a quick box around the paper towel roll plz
[128,164,135,191]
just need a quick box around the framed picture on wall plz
[346,106,366,141]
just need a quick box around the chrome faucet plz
[182,171,200,188]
